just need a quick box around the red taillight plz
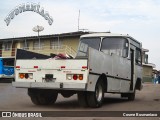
[16,66,20,68]
[34,66,38,68]
[82,66,87,69]
[73,74,78,80]
[61,66,66,68]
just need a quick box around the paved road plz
[0,83,159,120]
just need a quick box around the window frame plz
[100,37,129,58]
[135,48,142,66]
[2,42,12,51]
[23,41,29,50]
[80,37,101,51]
[50,39,62,49]
[33,40,44,50]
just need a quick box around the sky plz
[0,0,160,69]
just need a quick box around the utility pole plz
[78,10,80,31]
[32,25,44,49]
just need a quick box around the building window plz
[23,41,29,50]
[33,40,44,50]
[50,39,62,49]
[2,42,12,51]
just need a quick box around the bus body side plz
[78,34,143,98]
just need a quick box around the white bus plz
[13,33,143,108]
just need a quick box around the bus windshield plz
[101,37,129,57]
[80,37,101,50]
[77,37,101,57]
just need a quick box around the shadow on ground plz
[0,79,13,83]
[38,95,129,110]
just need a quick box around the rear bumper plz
[12,82,86,91]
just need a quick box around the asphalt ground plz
[0,80,159,120]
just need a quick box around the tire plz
[37,93,58,105]
[28,89,58,105]
[86,81,104,108]
[30,95,40,105]
[77,92,88,107]
[128,90,136,101]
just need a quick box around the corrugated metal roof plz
[0,31,89,42]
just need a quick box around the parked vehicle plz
[12,33,143,108]
[0,57,14,79]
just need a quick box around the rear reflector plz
[82,66,87,69]
[16,66,20,68]
[61,66,66,68]
[34,66,38,68]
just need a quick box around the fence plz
[0,45,77,58]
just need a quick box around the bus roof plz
[80,32,141,45]
[80,33,129,38]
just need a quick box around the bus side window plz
[136,49,142,65]
[122,42,129,58]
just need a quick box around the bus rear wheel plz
[77,92,88,107]
[121,90,136,101]
[127,90,136,101]
[28,89,58,105]
[86,80,104,108]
